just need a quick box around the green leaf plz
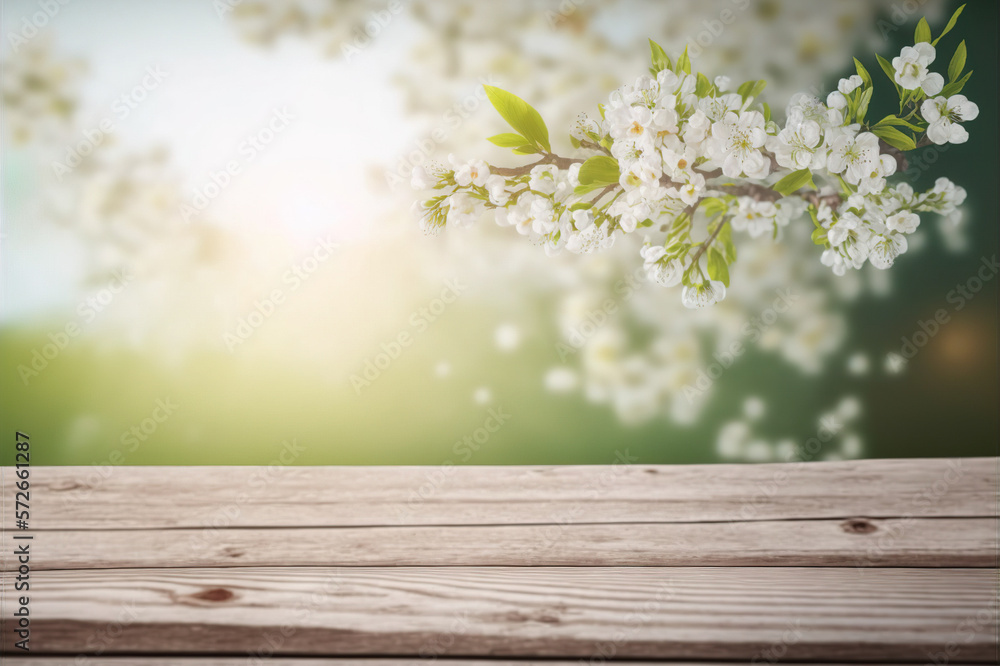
[512,145,539,155]
[573,184,602,196]
[872,125,917,151]
[941,69,973,97]
[483,85,551,153]
[875,53,901,94]
[649,39,671,73]
[750,79,767,100]
[718,222,736,262]
[854,58,872,88]
[487,133,528,148]
[811,226,828,246]
[676,46,691,74]
[577,155,621,186]
[761,101,771,123]
[772,169,814,196]
[701,197,728,217]
[856,87,874,123]
[707,249,730,287]
[569,134,581,149]
[695,72,712,97]
[875,114,925,132]
[914,17,931,43]
[948,40,967,82]
[932,3,965,46]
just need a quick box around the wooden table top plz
[2,457,997,663]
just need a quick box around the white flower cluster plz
[412,9,978,311]
[818,177,966,276]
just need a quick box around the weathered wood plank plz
[7,458,989,530]
[9,517,995,570]
[2,567,996,661]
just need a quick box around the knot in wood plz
[841,518,878,534]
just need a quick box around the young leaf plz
[761,101,771,123]
[750,79,767,100]
[577,155,621,186]
[483,85,551,153]
[932,3,966,46]
[649,39,671,73]
[676,46,691,75]
[701,197,728,217]
[512,145,539,155]
[914,17,932,43]
[872,125,917,151]
[772,169,813,196]
[707,248,730,287]
[941,69,973,97]
[695,72,712,97]
[717,222,737,262]
[875,114,925,132]
[811,226,828,246]
[487,133,528,148]
[856,87,874,123]
[854,57,872,88]
[948,40,967,82]
[875,53,902,94]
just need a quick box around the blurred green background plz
[1,0,996,466]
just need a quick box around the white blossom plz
[886,210,920,234]
[453,158,490,187]
[766,120,823,170]
[921,94,979,145]
[891,42,943,94]
[681,280,726,309]
[706,110,769,179]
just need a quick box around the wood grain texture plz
[6,457,990,530]
[10,517,995,570]
[1,458,996,660]
[3,567,997,662]
[1,566,996,661]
